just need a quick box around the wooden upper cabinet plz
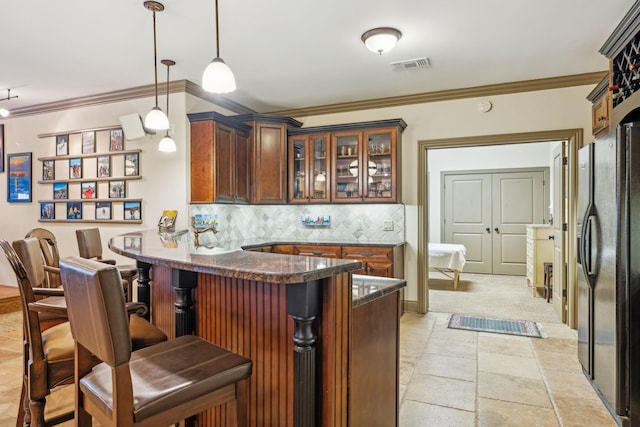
[188,112,253,204]
[289,119,405,204]
[587,75,611,139]
[235,114,303,204]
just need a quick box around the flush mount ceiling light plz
[158,59,176,153]
[0,88,19,117]
[361,27,402,55]
[202,0,236,93]
[143,1,169,131]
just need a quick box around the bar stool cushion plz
[128,315,167,349]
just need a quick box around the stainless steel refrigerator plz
[577,121,640,427]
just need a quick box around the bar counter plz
[109,229,405,427]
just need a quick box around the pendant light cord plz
[165,63,170,136]
[215,0,220,57]
[152,9,159,107]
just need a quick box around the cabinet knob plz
[548,235,555,240]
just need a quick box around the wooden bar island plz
[108,229,405,427]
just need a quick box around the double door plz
[443,169,546,275]
[289,134,331,203]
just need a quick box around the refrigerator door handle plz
[584,214,598,277]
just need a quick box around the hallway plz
[398,273,617,426]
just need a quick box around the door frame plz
[416,129,582,328]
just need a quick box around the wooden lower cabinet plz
[342,246,394,277]
[292,244,341,258]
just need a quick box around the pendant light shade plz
[202,0,236,93]
[203,57,236,93]
[158,59,176,152]
[144,1,169,131]
[361,27,402,55]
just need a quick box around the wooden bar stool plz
[543,262,553,303]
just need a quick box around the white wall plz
[0,85,593,306]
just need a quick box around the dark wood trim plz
[288,118,407,135]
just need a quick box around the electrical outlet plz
[383,220,394,231]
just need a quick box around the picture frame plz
[110,128,124,151]
[42,159,55,181]
[95,201,112,220]
[124,152,139,176]
[40,202,55,220]
[81,181,97,199]
[56,135,68,156]
[109,180,125,198]
[97,155,110,178]
[0,124,4,173]
[81,131,95,154]
[7,152,31,202]
[69,158,82,179]
[124,201,141,220]
[66,201,82,219]
[53,182,68,199]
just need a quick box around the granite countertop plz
[108,229,362,285]
[240,239,406,249]
[352,274,406,307]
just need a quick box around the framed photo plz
[7,152,31,202]
[124,201,141,220]
[97,155,110,178]
[42,159,55,181]
[110,128,124,151]
[0,124,4,173]
[69,158,82,179]
[81,131,95,154]
[109,180,125,198]
[40,202,55,220]
[81,181,96,199]
[66,202,82,219]
[53,182,68,199]
[124,152,139,176]
[56,135,68,156]
[95,201,112,220]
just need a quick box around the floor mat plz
[447,313,545,338]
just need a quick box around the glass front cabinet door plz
[363,128,397,202]
[332,131,363,202]
[288,134,330,203]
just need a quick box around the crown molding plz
[3,72,606,119]
[271,71,607,118]
[5,80,255,118]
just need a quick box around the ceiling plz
[1,0,636,115]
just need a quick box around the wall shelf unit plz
[37,126,143,223]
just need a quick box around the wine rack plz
[611,33,640,108]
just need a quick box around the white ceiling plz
[1,0,636,114]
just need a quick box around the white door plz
[443,174,492,273]
[552,143,567,322]
[444,169,546,275]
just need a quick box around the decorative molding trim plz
[600,1,640,58]
[4,72,606,119]
[271,72,607,118]
[7,80,256,118]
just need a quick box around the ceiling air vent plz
[389,57,430,71]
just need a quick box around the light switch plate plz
[383,220,394,231]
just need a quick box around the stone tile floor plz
[398,273,618,426]
[0,273,620,426]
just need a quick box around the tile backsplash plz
[189,204,405,243]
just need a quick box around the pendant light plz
[143,1,169,130]
[0,89,19,118]
[158,59,177,152]
[202,0,236,93]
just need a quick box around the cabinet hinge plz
[562,156,568,166]
[562,223,568,231]
[562,289,567,298]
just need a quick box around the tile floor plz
[0,273,620,426]
[399,273,619,426]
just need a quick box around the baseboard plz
[403,299,418,313]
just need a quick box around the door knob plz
[494,227,500,233]
[485,227,491,233]
[548,235,555,240]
